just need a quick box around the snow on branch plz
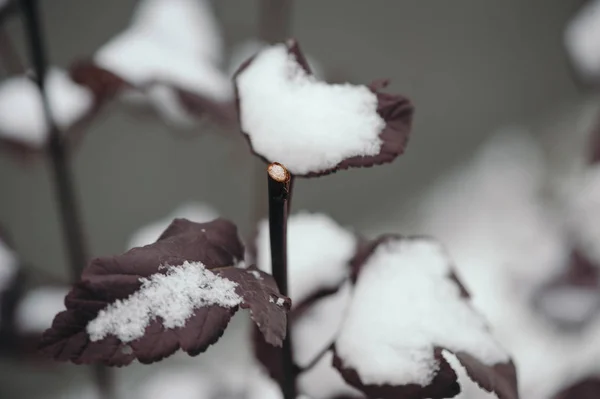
[333,236,517,399]
[39,218,290,366]
[234,39,413,177]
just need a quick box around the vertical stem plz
[267,163,296,399]
[0,28,24,74]
[19,1,113,398]
[250,0,294,229]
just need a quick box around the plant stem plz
[250,0,294,230]
[267,162,296,399]
[19,1,113,398]
[0,27,24,74]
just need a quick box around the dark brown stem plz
[0,27,24,74]
[19,1,112,398]
[267,162,296,399]
[249,0,294,231]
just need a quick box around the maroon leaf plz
[234,39,414,178]
[552,377,600,399]
[333,347,460,399]
[69,60,235,127]
[333,235,518,399]
[70,61,129,102]
[40,218,289,366]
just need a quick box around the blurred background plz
[0,0,598,398]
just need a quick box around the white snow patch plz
[566,165,600,264]
[396,131,600,399]
[335,238,509,387]
[246,368,284,399]
[298,351,363,399]
[536,286,600,327]
[565,0,600,80]
[127,202,218,249]
[16,286,68,333]
[228,39,325,79]
[256,212,356,304]
[86,261,242,342]
[236,43,384,175]
[138,369,214,399]
[293,282,352,367]
[95,0,231,124]
[0,68,92,146]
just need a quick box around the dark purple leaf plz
[40,218,289,366]
[552,377,600,399]
[69,61,235,127]
[234,39,414,178]
[333,347,460,399]
[334,235,518,399]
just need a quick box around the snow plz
[137,369,213,399]
[535,286,600,327]
[335,238,509,387]
[414,131,567,291]
[293,282,352,367]
[94,0,231,124]
[566,165,600,264]
[256,212,356,304]
[127,202,218,249]
[565,0,600,80]
[236,43,385,175]
[86,261,242,342]
[0,238,17,293]
[400,131,600,398]
[298,351,363,399]
[15,287,68,333]
[228,39,324,79]
[0,68,93,146]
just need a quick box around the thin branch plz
[0,27,24,74]
[19,0,88,284]
[249,0,294,231]
[267,162,296,399]
[19,1,113,398]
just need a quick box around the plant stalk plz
[267,162,296,399]
[19,1,113,398]
[0,27,24,74]
[250,0,294,230]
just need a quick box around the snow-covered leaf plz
[39,218,289,366]
[333,236,517,399]
[0,68,93,151]
[72,0,234,127]
[234,39,413,177]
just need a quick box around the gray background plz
[0,0,588,396]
